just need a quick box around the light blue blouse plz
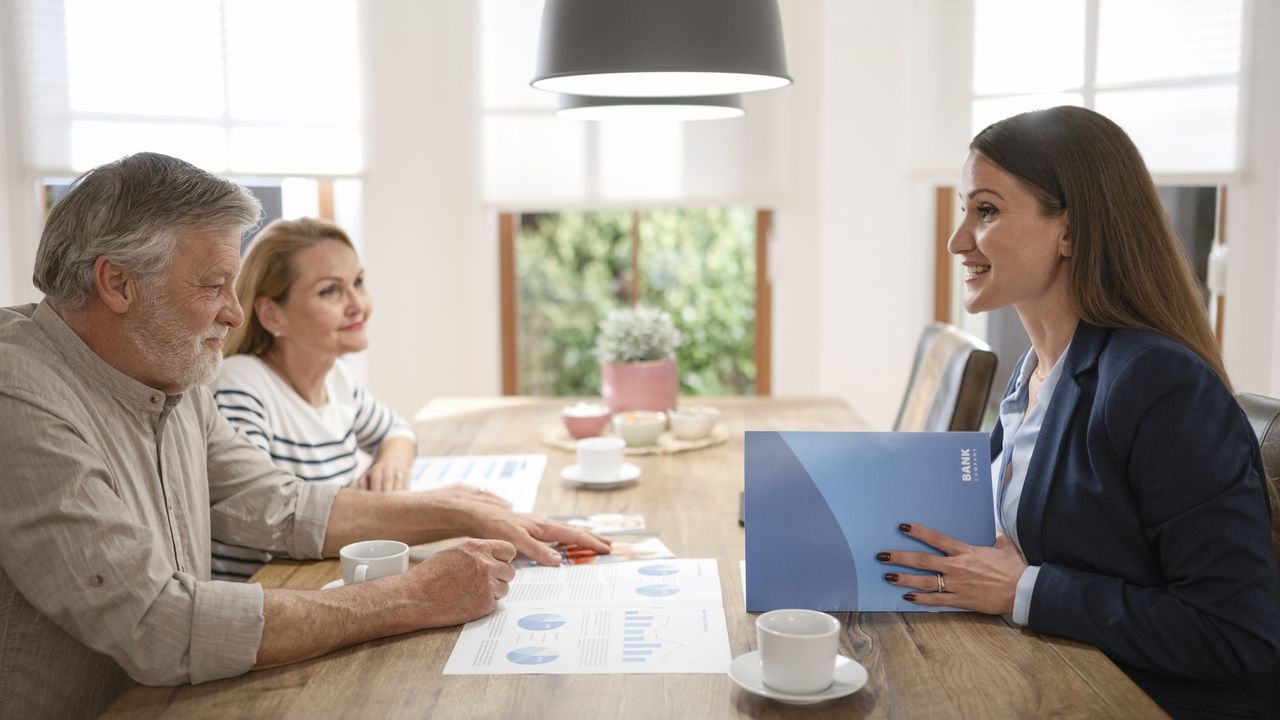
[992,342,1070,626]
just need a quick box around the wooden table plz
[105,397,1166,719]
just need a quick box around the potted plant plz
[594,305,682,415]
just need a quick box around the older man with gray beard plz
[0,153,610,718]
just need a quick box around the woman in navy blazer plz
[879,107,1280,719]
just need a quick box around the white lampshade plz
[532,0,791,98]
[557,94,745,121]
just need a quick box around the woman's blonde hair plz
[225,217,355,357]
[971,106,1229,388]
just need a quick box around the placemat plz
[537,421,731,455]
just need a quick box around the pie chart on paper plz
[506,646,560,665]
[637,564,679,576]
[517,613,567,631]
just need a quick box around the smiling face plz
[262,239,371,361]
[126,229,244,392]
[947,153,1073,317]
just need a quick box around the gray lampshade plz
[532,0,791,98]
[557,94,745,121]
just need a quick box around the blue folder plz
[745,431,995,612]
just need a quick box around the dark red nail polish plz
[875,552,890,562]
[898,523,912,532]
[904,593,917,601]
[884,573,899,582]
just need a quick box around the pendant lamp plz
[557,94,745,121]
[531,0,791,98]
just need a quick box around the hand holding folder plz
[745,431,995,612]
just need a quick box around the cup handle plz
[354,564,369,584]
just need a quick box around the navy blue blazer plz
[993,321,1280,718]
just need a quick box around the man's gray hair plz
[33,152,262,311]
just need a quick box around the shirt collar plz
[1011,340,1073,407]
[32,300,179,409]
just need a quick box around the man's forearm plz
[321,488,468,556]
[253,581,421,669]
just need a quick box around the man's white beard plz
[128,283,226,391]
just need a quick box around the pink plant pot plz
[601,359,678,415]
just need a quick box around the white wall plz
[1223,0,1280,396]
[767,0,822,400]
[792,0,969,429]
[812,0,919,428]
[0,1,45,309]
[1,6,22,307]
[359,1,496,418]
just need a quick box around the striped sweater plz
[208,354,415,580]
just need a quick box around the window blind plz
[11,0,363,175]
[971,0,1243,174]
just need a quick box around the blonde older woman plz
[210,218,415,579]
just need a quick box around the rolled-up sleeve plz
[188,577,264,683]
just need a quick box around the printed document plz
[444,559,731,674]
[411,454,545,513]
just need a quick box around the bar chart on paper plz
[621,610,686,664]
[410,454,545,512]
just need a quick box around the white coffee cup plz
[576,436,625,480]
[756,609,840,694]
[340,540,409,585]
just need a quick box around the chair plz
[1237,393,1280,562]
[894,323,998,432]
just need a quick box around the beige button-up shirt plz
[0,302,341,718]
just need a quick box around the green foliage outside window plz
[515,208,756,396]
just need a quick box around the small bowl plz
[669,405,720,441]
[562,402,612,439]
[612,410,667,447]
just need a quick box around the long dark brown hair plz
[971,106,1228,387]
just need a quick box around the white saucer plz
[728,651,868,705]
[321,579,344,590]
[560,463,641,489]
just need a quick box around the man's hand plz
[471,511,613,566]
[400,539,517,628]
[431,489,611,566]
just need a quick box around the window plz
[500,209,772,397]
[13,0,363,175]
[971,0,1244,174]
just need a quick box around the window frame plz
[498,209,773,397]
